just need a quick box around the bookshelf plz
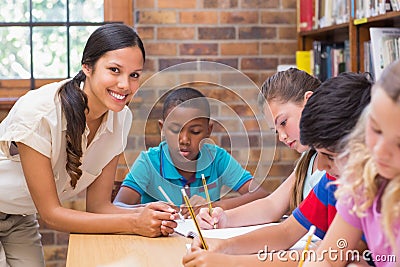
[297,0,400,79]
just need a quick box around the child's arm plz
[211,179,269,211]
[113,186,142,206]
[198,171,295,229]
[303,214,363,267]
[193,215,308,254]
[182,247,303,267]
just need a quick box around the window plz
[0,0,132,93]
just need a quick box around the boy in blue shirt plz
[114,87,267,216]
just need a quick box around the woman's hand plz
[135,202,178,237]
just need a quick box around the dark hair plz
[260,68,321,211]
[59,23,145,189]
[300,72,373,151]
[376,59,400,103]
[260,68,321,105]
[162,87,210,120]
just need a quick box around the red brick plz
[197,58,239,69]
[41,232,55,245]
[203,0,238,8]
[198,27,235,40]
[221,134,260,148]
[241,58,279,70]
[143,58,156,72]
[231,104,255,117]
[56,232,70,245]
[260,11,296,24]
[220,11,258,24]
[261,42,297,55]
[135,26,154,40]
[135,0,155,8]
[158,27,195,40]
[145,43,177,56]
[180,43,218,56]
[158,0,196,8]
[136,11,177,24]
[241,0,279,8]
[159,58,198,70]
[268,162,294,177]
[180,11,218,24]
[280,57,296,65]
[43,246,67,262]
[278,26,297,39]
[282,0,297,9]
[221,43,259,55]
[239,26,276,39]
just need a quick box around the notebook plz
[175,219,320,250]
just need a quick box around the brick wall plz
[41,0,301,266]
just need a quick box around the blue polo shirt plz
[121,141,252,205]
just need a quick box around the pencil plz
[201,174,216,229]
[181,188,208,250]
[298,225,316,267]
[158,185,185,221]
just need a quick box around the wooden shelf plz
[298,22,349,37]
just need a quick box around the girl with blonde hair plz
[304,60,400,266]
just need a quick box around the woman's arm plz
[86,155,140,214]
[303,214,363,267]
[18,143,177,237]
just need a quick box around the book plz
[299,0,314,31]
[296,50,313,75]
[370,27,400,80]
[175,219,320,250]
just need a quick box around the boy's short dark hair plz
[300,72,373,151]
[162,87,210,120]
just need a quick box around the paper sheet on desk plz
[175,219,320,250]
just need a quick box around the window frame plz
[0,0,132,106]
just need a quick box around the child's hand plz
[197,207,227,229]
[182,246,236,267]
[180,195,208,218]
[191,236,228,253]
[136,202,178,237]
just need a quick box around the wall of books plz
[297,0,400,81]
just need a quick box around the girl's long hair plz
[260,68,321,211]
[58,24,145,189]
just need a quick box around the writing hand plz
[197,207,227,229]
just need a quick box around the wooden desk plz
[66,233,191,267]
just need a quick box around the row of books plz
[299,0,349,31]
[368,27,400,80]
[297,28,400,82]
[299,0,397,32]
[355,0,394,19]
[296,40,350,81]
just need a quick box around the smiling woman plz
[0,23,179,267]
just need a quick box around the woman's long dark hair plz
[59,23,145,189]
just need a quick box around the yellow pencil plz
[201,174,217,229]
[201,174,213,215]
[298,225,316,267]
[181,188,208,250]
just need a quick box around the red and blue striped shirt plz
[292,173,337,239]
